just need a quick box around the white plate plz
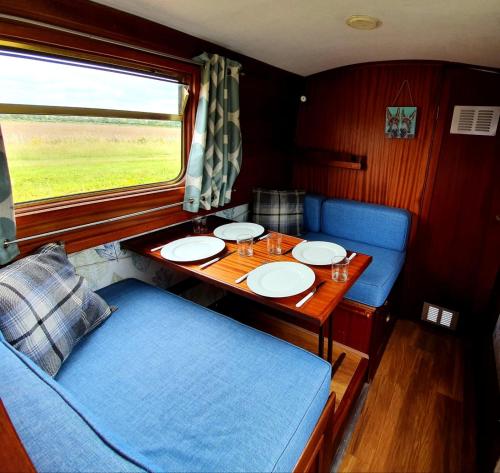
[160,236,225,263]
[213,222,264,241]
[292,241,347,266]
[247,262,315,298]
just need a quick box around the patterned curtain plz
[183,53,242,213]
[0,126,19,264]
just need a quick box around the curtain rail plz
[0,13,201,67]
[3,199,194,247]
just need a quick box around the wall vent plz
[450,106,500,136]
[421,302,459,330]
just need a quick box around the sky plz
[0,54,181,114]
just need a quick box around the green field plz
[1,117,182,203]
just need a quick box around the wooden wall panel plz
[293,62,444,241]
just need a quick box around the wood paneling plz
[294,62,443,241]
[339,320,473,473]
[0,400,36,473]
[0,0,302,254]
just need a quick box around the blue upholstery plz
[304,232,405,307]
[303,196,410,307]
[53,279,331,472]
[303,194,325,233]
[0,341,154,473]
[321,199,410,252]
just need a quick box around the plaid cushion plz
[252,189,305,236]
[0,243,113,376]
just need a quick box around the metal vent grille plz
[450,106,500,136]
[422,303,459,330]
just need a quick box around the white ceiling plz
[92,0,500,76]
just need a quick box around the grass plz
[1,118,182,203]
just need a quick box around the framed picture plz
[385,106,417,139]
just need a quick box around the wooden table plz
[124,217,371,366]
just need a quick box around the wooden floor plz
[340,319,473,473]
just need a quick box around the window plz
[0,48,188,204]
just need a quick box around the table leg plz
[318,325,324,358]
[327,313,333,366]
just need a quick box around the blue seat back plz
[303,194,325,233]
[321,199,411,251]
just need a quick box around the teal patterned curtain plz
[183,53,242,213]
[0,125,19,264]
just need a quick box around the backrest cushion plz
[0,341,153,472]
[252,189,305,235]
[321,199,411,251]
[0,242,113,376]
[303,194,325,233]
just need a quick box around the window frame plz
[0,38,200,254]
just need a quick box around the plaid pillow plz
[0,243,113,376]
[252,189,306,236]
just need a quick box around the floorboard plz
[338,319,473,473]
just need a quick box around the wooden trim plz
[330,358,368,457]
[0,400,36,473]
[293,392,336,473]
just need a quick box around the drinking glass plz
[237,233,254,257]
[266,232,283,255]
[192,216,208,234]
[332,257,349,282]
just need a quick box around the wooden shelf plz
[296,149,366,170]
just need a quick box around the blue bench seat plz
[304,195,411,308]
[2,279,331,472]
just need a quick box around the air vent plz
[450,106,500,136]
[422,302,459,330]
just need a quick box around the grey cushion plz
[0,242,112,376]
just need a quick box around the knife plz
[282,240,308,256]
[296,280,326,308]
[235,263,267,284]
[199,250,235,270]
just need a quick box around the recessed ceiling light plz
[346,15,381,30]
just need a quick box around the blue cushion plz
[303,194,325,233]
[304,232,405,307]
[321,199,411,252]
[56,279,331,473]
[0,340,155,473]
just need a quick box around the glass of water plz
[266,232,283,255]
[332,257,349,282]
[192,216,208,234]
[237,233,254,257]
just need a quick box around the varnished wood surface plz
[0,400,36,473]
[124,218,371,326]
[293,62,444,243]
[339,320,472,473]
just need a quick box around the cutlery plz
[347,252,357,262]
[296,280,326,308]
[282,240,307,256]
[257,233,269,241]
[235,263,267,284]
[150,242,170,252]
[199,250,236,270]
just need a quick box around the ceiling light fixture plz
[346,15,381,30]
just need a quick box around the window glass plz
[0,50,185,203]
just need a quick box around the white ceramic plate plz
[292,241,347,265]
[160,236,225,262]
[213,222,264,241]
[247,262,315,298]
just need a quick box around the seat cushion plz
[252,188,306,235]
[321,199,411,252]
[303,194,325,233]
[0,340,155,473]
[304,232,405,307]
[56,279,331,473]
[0,242,113,376]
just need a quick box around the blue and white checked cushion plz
[0,243,113,376]
[252,189,306,236]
